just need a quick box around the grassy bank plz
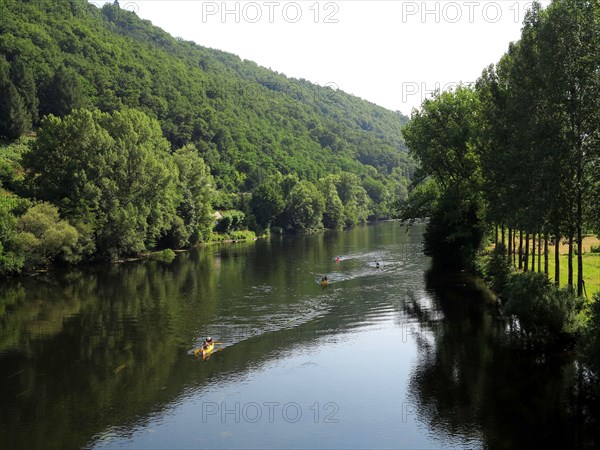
[547,236,600,298]
[498,236,599,298]
[546,252,600,298]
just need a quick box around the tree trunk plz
[577,196,584,297]
[531,233,536,272]
[568,233,574,289]
[518,230,523,270]
[544,231,549,275]
[495,225,498,248]
[513,231,517,267]
[501,224,505,254]
[576,136,584,297]
[538,233,541,273]
[508,228,513,263]
[554,231,560,286]
[524,233,529,272]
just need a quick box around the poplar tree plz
[538,0,600,296]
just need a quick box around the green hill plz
[1,0,412,187]
[0,0,414,271]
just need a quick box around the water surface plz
[0,222,595,449]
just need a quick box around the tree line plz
[0,104,385,273]
[401,0,599,298]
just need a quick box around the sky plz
[90,1,551,115]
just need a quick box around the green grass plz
[546,252,600,299]
[501,236,600,299]
[208,230,257,242]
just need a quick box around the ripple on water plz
[196,294,336,348]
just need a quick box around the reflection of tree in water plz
[0,233,382,450]
[0,252,224,450]
[405,269,598,449]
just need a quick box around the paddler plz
[202,337,214,349]
[320,276,328,288]
[194,337,214,356]
[335,256,340,263]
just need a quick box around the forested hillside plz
[0,0,414,272]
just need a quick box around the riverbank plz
[547,236,600,297]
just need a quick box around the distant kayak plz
[320,279,329,289]
[193,342,215,358]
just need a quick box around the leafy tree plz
[402,86,484,269]
[0,240,23,274]
[251,177,285,229]
[171,144,214,246]
[319,175,344,229]
[0,205,24,274]
[335,172,371,226]
[475,63,512,247]
[23,109,113,212]
[16,202,79,267]
[98,108,179,251]
[284,180,325,231]
[363,176,389,219]
[396,176,440,223]
[214,210,246,233]
[24,108,179,259]
[403,86,481,192]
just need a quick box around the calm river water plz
[0,222,596,449]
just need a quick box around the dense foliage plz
[0,0,415,273]
[402,87,486,270]
[401,0,599,286]
[401,0,600,359]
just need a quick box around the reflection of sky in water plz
[3,223,591,450]
[95,321,468,450]
[92,223,484,449]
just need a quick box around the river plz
[0,222,596,449]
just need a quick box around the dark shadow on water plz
[404,267,600,449]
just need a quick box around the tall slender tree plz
[538,0,600,295]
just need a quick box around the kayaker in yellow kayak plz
[194,337,214,357]
[320,276,328,288]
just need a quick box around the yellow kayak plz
[320,280,329,289]
[193,342,215,358]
